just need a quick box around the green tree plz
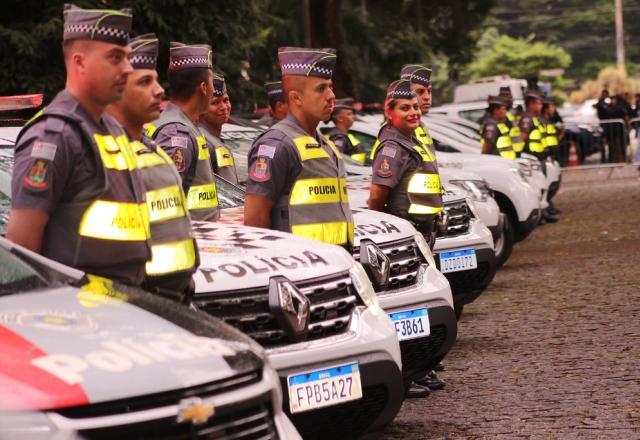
[466,28,572,80]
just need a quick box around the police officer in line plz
[106,34,199,297]
[498,86,524,155]
[257,80,288,128]
[7,4,152,286]
[519,90,547,161]
[199,74,239,184]
[541,97,561,161]
[480,95,516,159]
[400,64,437,153]
[146,43,220,221]
[244,47,354,249]
[368,79,444,398]
[326,98,366,164]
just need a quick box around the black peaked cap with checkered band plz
[400,64,432,86]
[265,81,283,100]
[169,42,213,71]
[278,47,337,79]
[487,95,508,106]
[386,79,417,100]
[63,3,132,46]
[129,33,158,70]
[213,74,227,96]
[333,98,355,112]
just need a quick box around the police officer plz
[400,64,437,153]
[480,95,516,159]
[146,42,220,221]
[368,80,445,399]
[326,98,366,164]
[519,90,547,161]
[106,34,198,297]
[244,47,354,249]
[498,86,524,155]
[199,74,239,184]
[7,4,151,286]
[541,97,560,161]
[257,81,288,128]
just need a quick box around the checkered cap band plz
[278,47,337,79]
[130,54,157,69]
[129,34,158,69]
[63,5,131,45]
[170,56,210,68]
[400,64,432,86]
[213,75,226,96]
[386,80,416,99]
[169,43,213,71]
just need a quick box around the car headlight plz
[466,197,480,219]
[414,233,437,268]
[448,179,492,202]
[349,262,380,314]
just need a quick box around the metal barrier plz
[598,118,628,163]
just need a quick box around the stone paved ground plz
[383,173,640,439]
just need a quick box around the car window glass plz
[459,109,487,124]
[215,176,245,208]
[433,139,460,153]
[0,247,49,294]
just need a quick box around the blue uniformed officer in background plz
[146,42,220,221]
[244,47,354,250]
[199,74,240,184]
[7,4,153,287]
[480,95,516,159]
[326,98,366,164]
[107,33,199,298]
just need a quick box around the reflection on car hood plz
[0,280,261,411]
[192,221,354,293]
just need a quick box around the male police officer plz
[481,95,516,159]
[257,81,288,128]
[400,64,437,153]
[519,90,547,161]
[107,34,198,297]
[499,86,524,156]
[244,47,354,249]
[326,98,366,164]
[199,74,239,184]
[146,43,219,221]
[7,4,152,286]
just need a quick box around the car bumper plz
[378,264,457,380]
[266,306,403,438]
[517,208,541,240]
[488,212,506,245]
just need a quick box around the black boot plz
[406,382,430,398]
[415,371,445,390]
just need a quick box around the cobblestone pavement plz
[383,175,640,439]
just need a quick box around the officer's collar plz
[379,124,414,145]
[285,112,321,141]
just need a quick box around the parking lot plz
[384,171,640,439]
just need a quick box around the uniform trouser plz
[410,216,437,250]
[143,273,195,303]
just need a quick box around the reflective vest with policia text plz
[506,112,524,154]
[146,105,219,221]
[198,123,239,184]
[374,126,444,218]
[268,118,354,247]
[523,114,547,155]
[544,120,559,150]
[131,139,198,280]
[19,103,151,285]
[481,121,516,160]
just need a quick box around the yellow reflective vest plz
[198,123,239,184]
[481,118,516,160]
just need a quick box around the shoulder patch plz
[376,158,392,178]
[23,159,49,191]
[257,144,276,159]
[171,136,188,148]
[31,141,57,161]
[172,149,186,172]
[250,156,270,182]
[381,146,397,158]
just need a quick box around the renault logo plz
[269,276,310,342]
[359,240,390,291]
[177,397,215,425]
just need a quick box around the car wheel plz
[495,214,515,268]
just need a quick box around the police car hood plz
[436,151,514,170]
[0,282,261,411]
[192,221,355,293]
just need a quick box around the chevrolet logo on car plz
[177,397,215,425]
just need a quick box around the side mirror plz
[358,239,390,292]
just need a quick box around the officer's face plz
[204,93,231,127]
[494,105,507,120]
[411,83,432,114]
[387,98,421,135]
[121,68,165,124]
[82,41,133,105]
[337,109,355,128]
[529,99,543,115]
[300,78,335,122]
[198,70,215,115]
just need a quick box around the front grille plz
[194,272,361,347]
[443,261,491,293]
[399,325,447,373]
[439,199,472,238]
[77,398,277,440]
[353,237,425,293]
[289,385,389,440]
[57,371,261,419]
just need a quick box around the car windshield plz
[0,246,49,295]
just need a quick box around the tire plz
[454,303,464,321]
[495,214,515,268]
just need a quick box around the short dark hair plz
[268,95,284,112]
[168,68,210,101]
[488,103,505,114]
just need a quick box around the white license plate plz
[439,248,478,273]
[390,308,430,341]
[287,363,363,414]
